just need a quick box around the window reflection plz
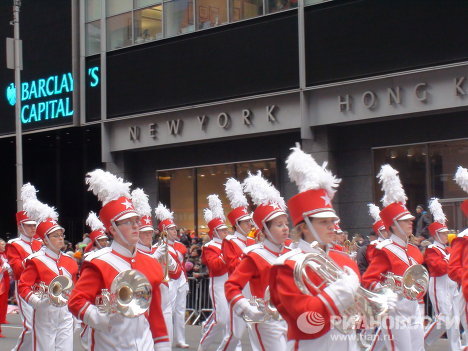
[267,0,297,14]
[165,0,195,37]
[86,21,101,56]
[86,0,101,22]
[107,0,133,16]
[107,12,133,50]
[196,0,227,29]
[230,0,263,22]
[134,5,163,43]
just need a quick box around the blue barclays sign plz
[5,66,99,124]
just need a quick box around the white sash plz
[384,243,416,266]
[95,252,131,273]
[34,254,60,275]
[251,247,278,265]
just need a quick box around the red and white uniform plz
[424,240,462,350]
[362,234,425,351]
[222,231,254,344]
[18,247,78,350]
[167,240,188,346]
[6,234,42,351]
[225,239,288,351]
[68,241,169,351]
[199,237,240,351]
[270,239,360,351]
[0,252,11,326]
[137,242,171,344]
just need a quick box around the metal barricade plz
[185,276,213,325]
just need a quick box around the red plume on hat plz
[286,146,340,226]
[243,171,286,231]
[85,211,107,253]
[368,203,385,235]
[86,169,138,231]
[225,178,251,227]
[155,202,176,232]
[131,188,154,231]
[23,190,63,240]
[428,198,448,237]
[377,165,414,230]
[204,194,228,239]
[455,166,468,217]
[17,183,38,225]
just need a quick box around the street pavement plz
[0,312,453,350]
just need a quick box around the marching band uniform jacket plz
[222,231,255,276]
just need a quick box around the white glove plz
[234,298,264,322]
[154,342,171,351]
[28,294,50,310]
[154,244,168,261]
[323,266,359,314]
[83,305,111,332]
[167,255,177,273]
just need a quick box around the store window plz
[134,5,163,43]
[165,0,195,37]
[196,0,228,29]
[86,21,101,56]
[107,0,133,16]
[230,0,263,22]
[135,0,161,9]
[373,139,468,231]
[157,159,277,235]
[107,12,133,50]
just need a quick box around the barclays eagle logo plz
[6,83,16,106]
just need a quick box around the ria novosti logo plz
[297,312,325,334]
[6,83,16,106]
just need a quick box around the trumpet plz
[293,242,394,333]
[32,275,74,307]
[381,264,429,301]
[157,231,170,283]
[242,287,283,323]
[95,269,152,318]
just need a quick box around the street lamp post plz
[13,0,23,212]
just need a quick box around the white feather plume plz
[243,171,286,210]
[207,194,225,220]
[377,164,407,207]
[203,208,213,224]
[86,169,132,206]
[225,178,248,209]
[86,211,105,231]
[286,146,340,198]
[368,203,381,222]
[428,198,446,224]
[23,199,58,223]
[21,183,38,203]
[455,166,468,193]
[131,188,152,217]
[154,202,174,222]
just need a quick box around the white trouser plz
[90,314,154,351]
[32,303,74,351]
[366,327,386,351]
[246,319,287,351]
[169,274,188,345]
[424,275,462,351]
[287,328,359,351]
[381,297,424,351]
[12,285,33,351]
[199,274,241,351]
[459,292,468,347]
[160,283,172,343]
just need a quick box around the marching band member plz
[6,183,42,351]
[221,177,255,348]
[68,169,169,351]
[131,189,173,344]
[18,194,78,350]
[362,164,426,351]
[84,212,110,256]
[424,198,462,350]
[0,238,11,337]
[332,222,346,252]
[198,194,240,351]
[225,171,288,351]
[269,146,362,350]
[155,202,189,349]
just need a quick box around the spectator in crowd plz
[414,205,431,238]
[356,231,378,275]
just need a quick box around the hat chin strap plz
[19,223,33,242]
[435,232,445,245]
[303,216,325,246]
[111,221,131,247]
[393,220,408,244]
[44,235,61,253]
[262,225,283,246]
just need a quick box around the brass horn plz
[242,287,283,323]
[381,264,429,301]
[95,269,152,318]
[32,275,74,307]
[293,243,394,333]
